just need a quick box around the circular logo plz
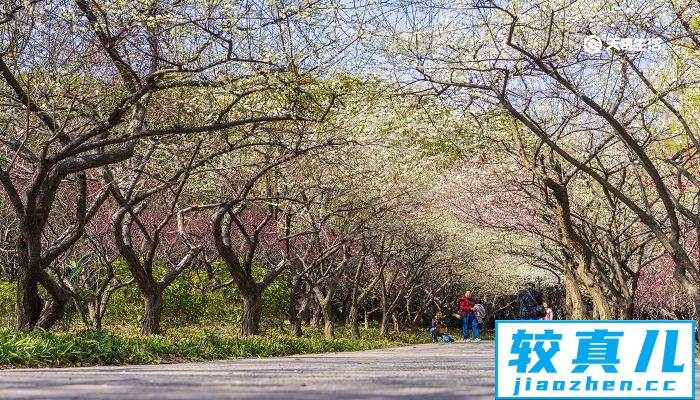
[583,34,603,54]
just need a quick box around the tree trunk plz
[379,312,389,337]
[563,270,585,319]
[545,179,613,320]
[662,250,700,342]
[15,263,41,331]
[618,300,634,320]
[575,265,611,319]
[349,303,360,340]
[141,291,163,335]
[578,267,613,320]
[695,296,700,344]
[87,302,103,329]
[37,295,68,329]
[288,284,302,336]
[338,294,350,325]
[15,237,41,331]
[288,275,302,338]
[34,268,70,330]
[240,288,263,336]
[290,317,302,338]
[682,281,700,343]
[310,304,322,329]
[391,311,400,333]
[364,310,370,330]
[321,304,334,340]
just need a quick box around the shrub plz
[0,279,15,327]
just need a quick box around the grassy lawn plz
[0,326,435,369]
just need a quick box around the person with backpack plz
[517,279,544,320]
[458,289,481,342]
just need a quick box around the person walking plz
[517,279,543,320]
[458,290,481,342]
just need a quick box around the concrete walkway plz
[0,342,697,399]
[0,342,494,400]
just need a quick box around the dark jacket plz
[431,317,447,329]
[517,287,543,318]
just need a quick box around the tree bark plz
[321,302,334,340]
[694,293,700,343]
[290,317,302,338]
[141,290,163,335]
[391,310,400,333]
[34,268,70,330]
[338,293,350,325]
[288,274,302,337]
[240,288,263,336]
[563,270,585,319]
[87,302,102,329]
[15,256,40,331]
[379,312,389,337]
[618,300,635,320]
[37,295,68,329]
[683,282,700,343]
[544,178,613,320]
[310,303,322,329]
[349,303,360,340]
[574,260,613,320]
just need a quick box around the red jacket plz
[459,296,477,318]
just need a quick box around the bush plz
[0,279,15,327]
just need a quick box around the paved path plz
[0,342,697,399]
[0,343,494,400]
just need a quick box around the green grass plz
[0,326,432,369]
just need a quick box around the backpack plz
[474,304,487,323]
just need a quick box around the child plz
[429,311,455,343]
